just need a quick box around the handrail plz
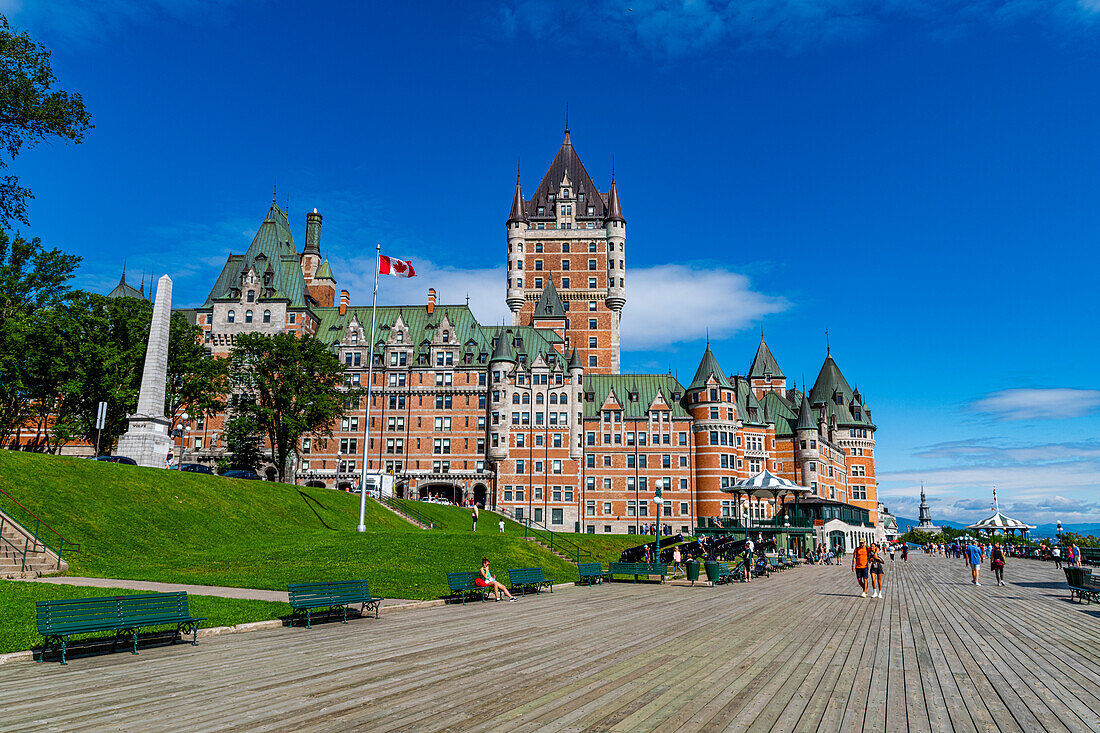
[0,487,67,544]
[0,487,79,569]
[380,497,434,528]
[516,516,592,566]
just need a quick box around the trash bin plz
[704,560,719,583]
[686,560,700,584]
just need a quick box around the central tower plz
[506,126,625,374]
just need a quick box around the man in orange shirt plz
[852,539,870,598]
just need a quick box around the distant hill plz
[894,516,1100,538]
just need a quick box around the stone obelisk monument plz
[116,275,174,467]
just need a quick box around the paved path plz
[15,576,420,607]
[3,554,1098,732]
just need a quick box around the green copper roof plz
[809,353,875,429]
[532,278,566,319]
[761,390,799,437]
[490,326,515,363]
[795,392,817,431]
[733,376,767,425]
[748,337,784,379]
[106,272,144,299]
[582,375,690,419]
[314,259,335,280]
[689,345,732,390]
[203,202,310,309]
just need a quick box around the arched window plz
[247,290,255,303]
[227,310,235,323]
[560,393,568,404]
[263,310,271,323]
[521,393,530,405]
[245,310,253,323]
[512,394,519,404]
[549,394,557,404]
[536,393,544,405]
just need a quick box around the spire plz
[606,162,624,223]
[796,392,816,431]
[508,166,527,224]
[564,101,570,144]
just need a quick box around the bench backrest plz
[288,580,373,606]
[610,562,667,575]
[577,563,604,575]
[447,572,480,591]
[1065,567,1091,588]
[37,592,190,634]
[507,567,546,584]
[717,563,730,574]
[120,592,191,625]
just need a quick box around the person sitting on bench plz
[476,557,516,602]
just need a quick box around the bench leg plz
[61,636,68,666]
[343,605,348,624]
[306,609,312,629]
[132,629,139,655]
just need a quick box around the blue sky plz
[5,0,1099,526]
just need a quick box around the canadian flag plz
[378,255,416,278]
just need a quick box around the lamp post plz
[173,412,189,469]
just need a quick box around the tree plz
[166,312,227,423]
[0,230,80,445]
[0,15,93,228]
[228,332,351,483]
[220,411,264,473]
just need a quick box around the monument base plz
[115,414,173,468]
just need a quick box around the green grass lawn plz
[0,451,677,612]
[0,580,291,654]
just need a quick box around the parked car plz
[221,469,261,480]
[179,463,214,475]
[94,455,137,465]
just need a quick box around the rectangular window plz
[551,508,563,525]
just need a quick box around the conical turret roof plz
[796,392,817,431]
[490,328,515,363]
[606,176,624,223]
[532,278,566,318]
[106,269,144,299]
[748,336,784,379]
[507,174,526,223]
[689,344,732,390]
[567,347,582,371]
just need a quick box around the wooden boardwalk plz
[2,554,1098,732]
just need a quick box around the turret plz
[605,173,626,312]
[795,392,819,494]
[506,172,526,316]
[488,329,516,464]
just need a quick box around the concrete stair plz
[0,512,67,579]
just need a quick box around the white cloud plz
[338,259,787,352]
[968,388,1100,421]
[879,438,1100,524]
[620,264,788,350]
[1,0,238,45]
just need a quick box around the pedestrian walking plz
[498,519,505,533]
[471,504,479,532]
[869,543,885,598]
[673,546,682,577]
[852,539,870,598]
[901,544,909,562]
[888,544,896,562]
[744,538,755,582]
[966,541,983,585]
[1052,545,1061,569]
[991,544,1007,586]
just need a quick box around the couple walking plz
[852,539,886,598]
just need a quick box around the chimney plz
[427,288,437,316]
[305,208,322,255]
[339,289,349,316]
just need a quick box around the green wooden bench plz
[577,563,610,586]
[608,562,668,583]
[287,580,384,629]
[446,571,491,604]
[715,562,734,584]
[768,557,785,572]
[1065,567,1100,604]
[507,567,555,596]
[36,592,206,665]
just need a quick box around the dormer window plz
[579,193,585,202]
[630,393,639,403]
[587,206,594,215]
[396,332,404,343]
[247,290,255,303]
[351,333,358,344]
[537,206,545,216]
[548,194,555,203]
[442,330,449,343]
[563,188,569,198]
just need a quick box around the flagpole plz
[357,243,381,532]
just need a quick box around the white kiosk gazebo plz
[965,510,1035,539]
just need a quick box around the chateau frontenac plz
[130,128,880,538]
